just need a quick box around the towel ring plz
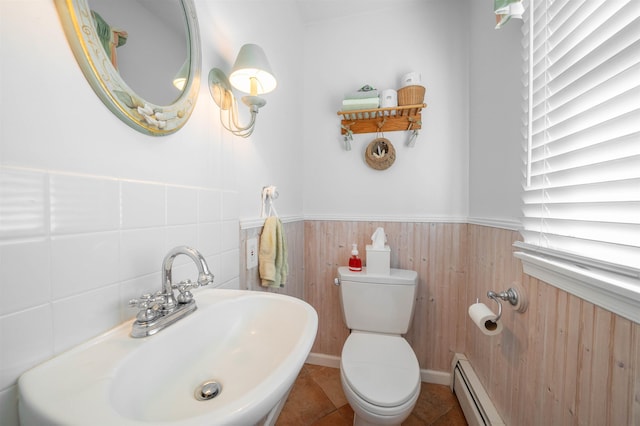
[261,185,279,218]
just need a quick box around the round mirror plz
[55,0,201,136]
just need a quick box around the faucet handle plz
[129,293,165,322]
[173,279,197,304]
[129,293,165,309]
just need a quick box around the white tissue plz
[371,227,386,249]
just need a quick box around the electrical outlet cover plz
[246,237,258,269]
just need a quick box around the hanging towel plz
[259,217,288,288]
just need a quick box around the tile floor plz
[276,364,468,426]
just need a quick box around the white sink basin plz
[18,289,318,425]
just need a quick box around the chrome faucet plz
[129,246,214,338]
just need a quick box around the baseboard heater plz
[451,354,505,426]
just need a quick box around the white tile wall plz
[198,189,223,223]
[0,169,48,239]
[120,180,165,229]
[0,240,51,315]
[0,166,239,406]
[51,284,121,354]
[198,222,222,256]
[119,228,166,279]
[219,249,241,285]
[0,304,54,390]
[166,225,199,256]
[51,232,119,298]
[222,220,240,251]
[167,186,198,225]
[222,191,239,221]
[50,174,120,234]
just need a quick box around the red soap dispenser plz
[348,243,362,272]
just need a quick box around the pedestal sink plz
[18,289,318,425]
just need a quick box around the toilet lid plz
[341,333,420,408]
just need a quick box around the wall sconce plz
[208,44,277,138]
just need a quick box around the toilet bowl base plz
[340,367,419,426]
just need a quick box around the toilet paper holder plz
[486,288,520,322]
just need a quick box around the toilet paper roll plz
[468,302,503,336]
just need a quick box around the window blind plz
[518,0,640,279]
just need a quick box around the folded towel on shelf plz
[341,97,380,111]
[344,84,378,100]
[343,90,380,100]
[259,217,288,288]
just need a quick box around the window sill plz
[514,251,640,324]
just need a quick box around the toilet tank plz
[338,266,418,334]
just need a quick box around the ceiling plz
[295,0,426,24]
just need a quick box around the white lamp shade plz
[228,44,277,95]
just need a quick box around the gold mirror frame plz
[54,0,201,136]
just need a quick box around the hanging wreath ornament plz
[365,137,396,170]
[365,119,395,170]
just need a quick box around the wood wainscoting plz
[302,220,468,372]
[466,224,640,426]
[241,220,640,425]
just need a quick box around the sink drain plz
[195,380,222,401]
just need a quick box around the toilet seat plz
[340,367,420,421]
[340,332,420,409]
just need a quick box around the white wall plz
[0,0,303,424]
[302,0,470,221]
[199,1,305,222]
[468,0,523,227]
[299,0,523,224]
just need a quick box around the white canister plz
[380,89,398,108]
[400,71,422,87]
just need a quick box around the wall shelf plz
[337,103,426,135]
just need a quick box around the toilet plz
[337,266,420,426]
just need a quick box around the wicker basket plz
[397,85,425,106]
[365,138,396,170]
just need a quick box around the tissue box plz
[366,245,390,275]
